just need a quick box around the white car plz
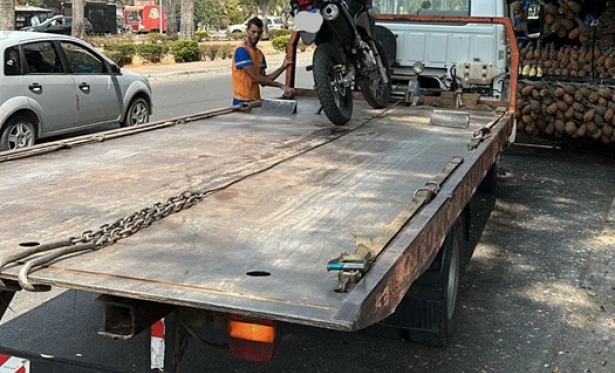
[227,16,287,34]
[0,31,152,150]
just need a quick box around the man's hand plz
[280,85,295,96]
[281,56,293,70]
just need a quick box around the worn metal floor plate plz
[0,98,509,330]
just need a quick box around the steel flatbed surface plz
[0,97,512,331]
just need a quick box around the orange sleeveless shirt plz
[232,42,265,102]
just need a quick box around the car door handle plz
[79,82,90,91]
[28,82,42,92]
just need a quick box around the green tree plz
[195,0,242,29]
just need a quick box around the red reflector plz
[228,314,277,362]
[298,0,313,6]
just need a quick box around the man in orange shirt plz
[232,17,294,105]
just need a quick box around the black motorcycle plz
[292,0,392,125]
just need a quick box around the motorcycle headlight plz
[322,4,340,21]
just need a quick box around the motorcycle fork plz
[368,40,390,84]
[352,10,389,85]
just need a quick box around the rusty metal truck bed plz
[0,97,511,331]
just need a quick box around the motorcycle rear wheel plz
[313,43,353,126]
[360,41,392,109]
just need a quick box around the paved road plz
[40,68,314,143]
[149,69,314,122]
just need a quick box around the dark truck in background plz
[62,1,118,34]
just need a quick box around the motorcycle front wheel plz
[360,41,392,109]
[313,43,353,126]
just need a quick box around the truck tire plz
[359,41,392,109]
[122,97,150,127]
[0,116,36,151]
[381,220,464,347]
[313,43,353,126]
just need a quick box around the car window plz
[272,18,283,24]
[4,46,22,76]
[23,42,64,74]
[61,42,104,74]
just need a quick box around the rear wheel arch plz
[122,94,151,127]
[0,111,39,150]
[2,109,40,137]
[381,213,469,347]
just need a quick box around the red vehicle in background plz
[122,5,167,33]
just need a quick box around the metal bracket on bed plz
[327,245,373,293]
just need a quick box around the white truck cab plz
[374,0,512,102]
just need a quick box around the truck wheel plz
[359,41,392,109]
[0,116,36,151]
[406,223,461,346]
[381,220,463,347]
[478,160,498,194]
[312,43,353,126]
[122,97,150,127]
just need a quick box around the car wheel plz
[0,116,36,151]
[122,97,150,127]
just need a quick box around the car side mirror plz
[109,63,121,75]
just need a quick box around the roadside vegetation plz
[89,29,310,67]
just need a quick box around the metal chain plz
[66,111,392,250]
[70,190,210,248]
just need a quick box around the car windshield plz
[272,18,283,24]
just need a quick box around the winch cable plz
[1,101,403,292]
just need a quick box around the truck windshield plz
[373,0,470,16]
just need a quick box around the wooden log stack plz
[515,80,615,143]
[513,1,615,143]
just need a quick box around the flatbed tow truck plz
[0,17,518,372]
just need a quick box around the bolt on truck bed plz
[0,97,512,334]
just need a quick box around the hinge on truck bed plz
[327,156,464,293]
